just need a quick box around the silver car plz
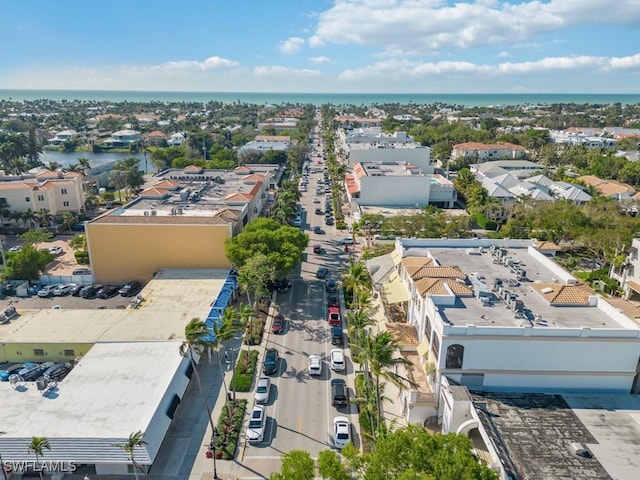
[255,376,271,404]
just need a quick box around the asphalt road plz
[243,124,359,461]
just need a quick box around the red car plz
[328,307,341,326]
[271,314,284,334]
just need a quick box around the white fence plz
[38,274,94,285]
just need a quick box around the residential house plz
[577,175,636,200]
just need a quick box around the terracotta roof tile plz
[386,323,419,347]
[415,278,472,296]
[534,241,561,251]
[532,282,594,305]
[410,265,466,281]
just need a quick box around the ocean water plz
[0,89,639,107]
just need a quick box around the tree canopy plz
[224,217,308,279]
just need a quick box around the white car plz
[330,349,345,372]
[333,416,351,449]
[307,355,322,376]
[255,376,271,404]
[340,237,355,245]
[293,217,302,227]
[246,405,266,443]
[37,285,58,298]
[8,246,21,253]
[53,284,74,296]
[49,246,63,256]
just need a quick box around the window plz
[445,344,464,369]
[64,349,75,356]
[25,197,30,202]
[61,188,68,195]
[0,198,6,205]
[37,195,45,202]
[63,201,70,207]
[166,394,181,419]
[34,349,45,356]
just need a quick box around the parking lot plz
[2,291,131,311]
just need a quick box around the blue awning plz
[202,273,237,342]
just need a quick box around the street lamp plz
[208,428,220,480]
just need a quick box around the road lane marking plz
[298,416,303,433]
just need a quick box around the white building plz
[347,143,432,171]
[347,161,456,208]
[339,128,415,146]
[389,238,640,402]
[452,142,527,162]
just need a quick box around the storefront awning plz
[417,339,430,358]
[383,277,409,304]
[626,280,640,293]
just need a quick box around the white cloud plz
[155,56,240,71]
[278,36,306,55]
[310,56,333,64]
[312,0,640,56]
[253,65,322,78]
[307,35,325,48]
[496,51,510,59]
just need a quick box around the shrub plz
[355,374,376,453]
[230,350,259,392]
[74,251,90,264]
[336,221,347,230]
[213,399,247,460]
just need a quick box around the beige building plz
[86,164,283,283]
[0,169,85,216]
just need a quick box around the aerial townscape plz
[1,2,640,480]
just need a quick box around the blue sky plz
[1,0,639,93]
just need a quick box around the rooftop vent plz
[541,287,553,294]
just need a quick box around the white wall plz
[359,176,431,206]
[349,147,432,171]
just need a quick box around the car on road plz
[331,326,344,345]
[326,279,337,293]
[313,226,325,234]
[8,246,21,253]
[254,376,271,404]
[48,246,63,256]
[315,208,323,215]
[119,280,142,297]
[328,307,341,326]
[331,378,348,407]
[313,198,320,203]
[333,416,351,449]
[292,216,302,227]
[307,354,322,376]
[97,285,121,299]
[263,348,279,375]
[330,349,346,371]
[328,294,339,307]
[0,306,17,324]
[53,284,74,296]
[316,267,328,279]
[325,217,334,226]
[271,314,284,334]
[37,285,57,298]
[246,405,267,443]
[340,237,355,245]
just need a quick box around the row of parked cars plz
[0,360,74,383]
[35,280,142,300]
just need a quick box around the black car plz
[263,348,279,375]
[71,222,85,232]
[331,326,344,345]
[119,280,142,297]
[316,267,328,279]
[331,378,348,407]
[313,226,325,234]
[268,278,292,293]
[326,279,337,293]
[80,285,102,299]
[328,294,339,307]
[97,285,121,299]
[70,284,84,296]
[325,217,334,226]
[43,362,72,381]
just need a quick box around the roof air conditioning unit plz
[151,210,157,216]
[144,211,149,216]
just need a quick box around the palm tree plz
[45,161,60,172]
[27,436,50,480]
[213,307,241,407]
[237,303,255,351]
[342,261,372,308]
[0,202,11,228]
[368,331,413,430]
[114,430,148,480]
[179,318,219,478]
[346,308,375,352]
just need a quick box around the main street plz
[242,122,360,465]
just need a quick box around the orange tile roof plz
[415,278,472,296]
[153,180,180,189]
[345,175,360,194]
[146,130,166,137]
[38,180,76,190]
[234,166,252,173]
[532,283,594,305]
[248,181,263,197]
[140,187,169,197]
[534,241,561,251]
[184,165,204,173]
[224,192,252,202]
[386,323,419,347]
[453,141,526,151]
[0,182,32,191]
[410,266,467,281]
[255,135,290,142]
[243,174,266,183]
[353,162,367,179]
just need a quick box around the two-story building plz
[452,142,527,162]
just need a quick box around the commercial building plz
[86,164,283,284]
[339,128,415,146]
[346,142,432,170]
[451,142,527,162]
[0,269,236,477]
[238,135,291,155]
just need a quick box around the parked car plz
[254,376,271,404]
[96,285,121,299]
[307,354,322,376]
[316,267,328,279]
[80,285,101,299]
[42,362,73,381]
[71,223,85,232]
[271,314,284,334]
[72,268,92,276]
[328,294,339,308]
[37,285,58,298]
[48,246,63,256]
[328,307,341,326]
[333,416,351,449]
[263,348,279,375]
[8,246,21,253]
[331,378,348,407]
[313,226,325,234]
[315,208,323,215]
[53,284,74,296]
[118,280,142,297]
[340,237,355,245]
[330,349,346,371]
[0,363,32,381]
[325,217,334,226]
[331,326,344,345]
[292,217,302,227]
[0,306,17,324]
[17,363,45,381]
[70,284,84,296]
[246,405,267,443]
[326,279,337,293]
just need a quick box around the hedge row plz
[213,399,247,460]
[230,349,259,392]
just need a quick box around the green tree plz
[270,449,315,480]
[360,425,498,480]
[69,234,87,252]
[20,228,53,248]
[237,253,275,308]
[113,157,145,197]
[214,307,242,405]
[317,449,350,480]
[178,319,219,478]
[3,244,51,281]
[225,218,308,279]
[27,436,51,480]
[114,430,148,480]
[342,261,372,308]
